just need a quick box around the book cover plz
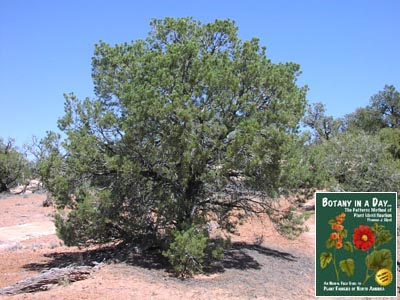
[315,192,397,297]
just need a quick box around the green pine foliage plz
[36,17,308,250]
[162,226,208,276]
[0,138,31,192]
[378,127,400,160]
[162,225,231,276]
[319,132,400,192]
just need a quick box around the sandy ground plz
[0,193,398,300]
[0,222,55,250]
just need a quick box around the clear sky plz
[1,0,399,148]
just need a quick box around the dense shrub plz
[162,226,208,276]
[0,138,31,192]
[318,132,400,192]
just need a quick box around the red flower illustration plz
[353,225,375,251]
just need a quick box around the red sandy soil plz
[0,193,398,300]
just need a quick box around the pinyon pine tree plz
[38,18,307,253]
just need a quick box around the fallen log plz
[0,265,95,295]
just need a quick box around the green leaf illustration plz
[375,229,392,247]
[320,252,332,269]
[340,229,348,239]
[343,241,353,253]
[328,219,336,225]
[365,249,393,271]
[339,259,355,276]
[371,223,392,247]
[371,222,384,234]
[326,238,336,249]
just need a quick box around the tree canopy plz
[345,85,400,133]
[37,17,307,248]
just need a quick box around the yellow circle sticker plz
[375,268,393,287]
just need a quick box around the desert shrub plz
[271,205,309,239]
[378,127,400,160]
[162,226,208,276]
[54,190,113,246]
[0,137,31,192]
[320,132,400,192]
[162,225,232,276]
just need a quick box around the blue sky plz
[1,0,399,148]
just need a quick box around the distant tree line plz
[297,84,400,193]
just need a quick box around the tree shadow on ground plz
[23,241,297,275]
[204,242,297,273]
[232,242,297,261]
[23,243,169,272]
